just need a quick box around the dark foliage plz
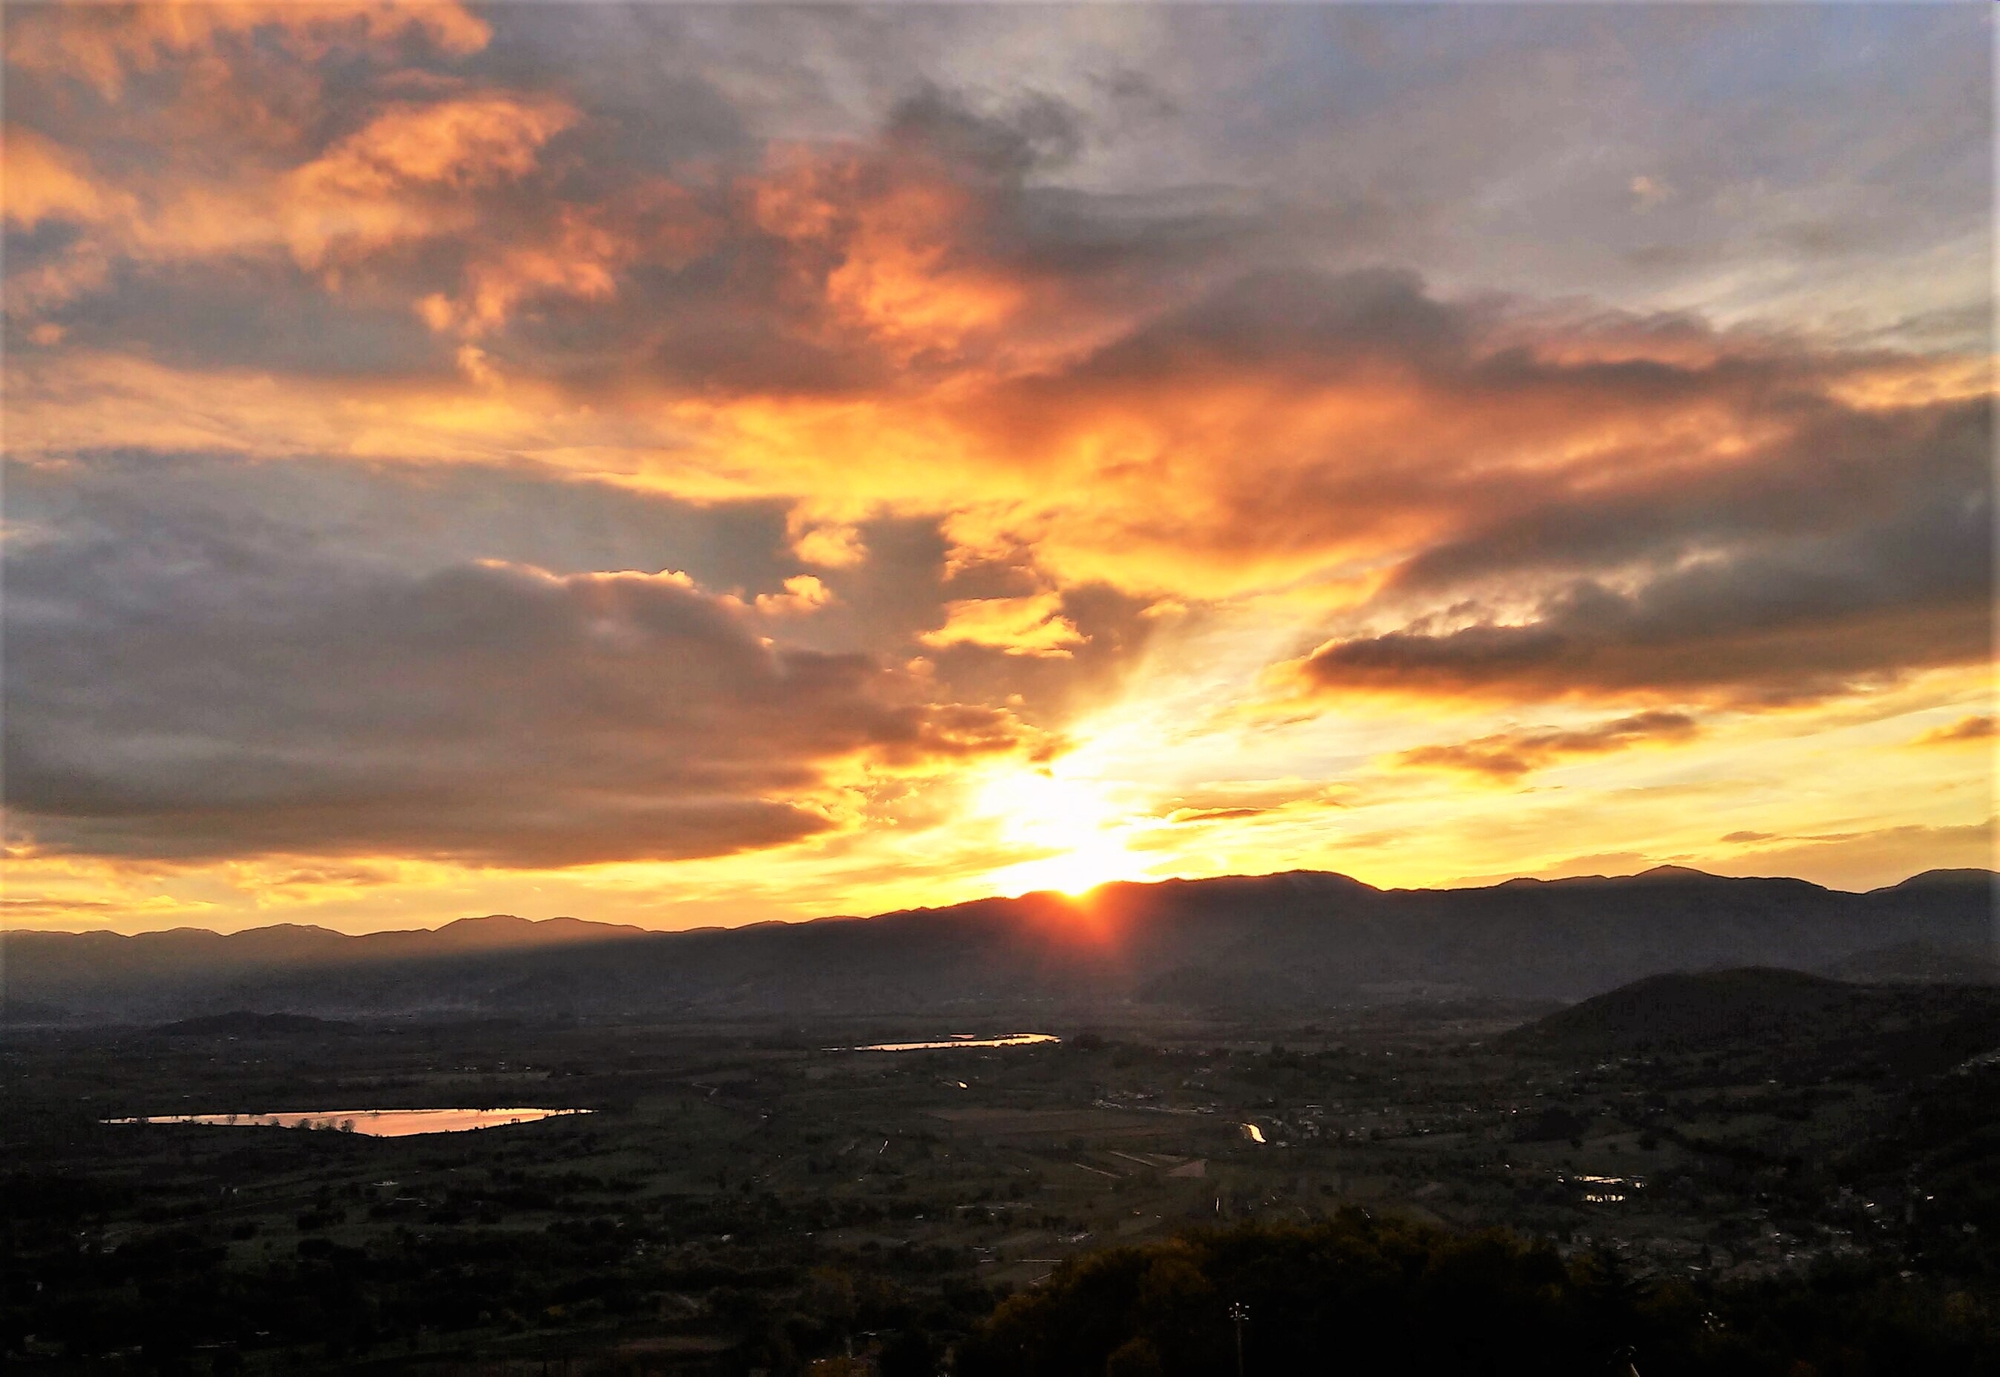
[957,1213,2000,1377]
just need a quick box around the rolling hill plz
[1503,964,2000,1078]
[1499,967,1858,1053]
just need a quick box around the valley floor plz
[5,984,1998,1373]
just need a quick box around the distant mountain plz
[0,999,77,1026]
[154,1010,355,1037]
[1822,940,2000,986]
[0,913,647,1019]
[4,869,1993,1023]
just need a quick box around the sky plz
[3,1,1993,935]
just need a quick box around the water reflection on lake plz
[103,1108,586,1137]
[847,1033,1061,1052]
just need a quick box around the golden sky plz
[4,2,1992,933]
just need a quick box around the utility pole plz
[1229,1302,1249,1377]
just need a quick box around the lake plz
[847,1033,1061,1052]
[103,1108,586,1137]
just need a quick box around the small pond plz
[103,1107,586,1137]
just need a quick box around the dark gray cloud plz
[1301,397,1989,706]
[1388,397,1988,594]
[1057,265,1465,382]
[3,457,1030,866]
[11,3,1983,405]
[9,254,455,378]
[5,451,801,591]
[521,84,1258,399]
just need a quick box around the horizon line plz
[9,863,1992,942]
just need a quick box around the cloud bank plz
[3,2,1988,925]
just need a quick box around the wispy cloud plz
[1398,712,1702,782]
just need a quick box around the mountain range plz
[4,867,1993,1024]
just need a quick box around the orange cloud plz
[756,574,836,617]
[2,127,128,229]
[1706,819,1996,892]
[1910,713,1995,747]
[921,592,1087,658]
[430,178,717,337]
[746,137,1033,361]
[1396,710,1702,781]
[6,1,489,101]
[302,93,573,197]
[282,92,578,269]
[3,90,581,336]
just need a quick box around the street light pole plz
[1229,1302,1249,1377]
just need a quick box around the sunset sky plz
[4,2,1992,935]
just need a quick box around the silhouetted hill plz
[1504,965,2000,1080]
[1501,968,1857,1054]
[4,869,1993,1022]
[1879,868,1996,890]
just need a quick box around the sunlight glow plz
[972,763,1148,897]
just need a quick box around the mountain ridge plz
[5,867,1992,1024]
[13,864,1984,945]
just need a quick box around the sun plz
[971,765,1147,897]
[994,833,1143,898]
